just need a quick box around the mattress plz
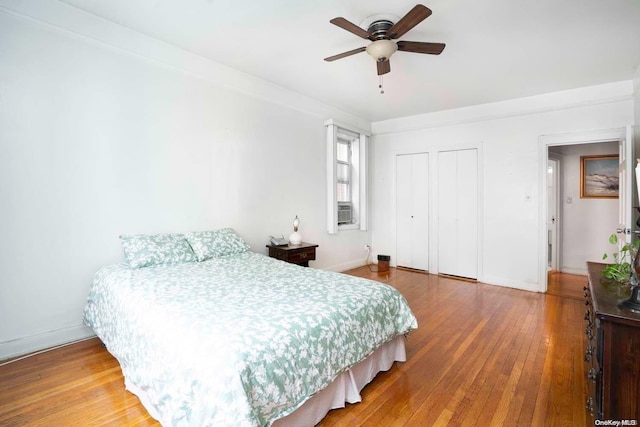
[83,251,417,426]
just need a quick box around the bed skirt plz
[273,334,406,427]
[125,335,406,426]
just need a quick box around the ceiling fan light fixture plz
[365,39,397,62]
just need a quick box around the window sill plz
[338,223,360,231]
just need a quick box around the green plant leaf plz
[601,234,639,284]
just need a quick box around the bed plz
[83,229,417,426]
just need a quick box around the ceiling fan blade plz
[387,4,432,39]
[397,41,446,55]
[329,17,371,39]
[377,60,391,76]
[324,46,366,62]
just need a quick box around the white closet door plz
[396,153,429,270]
[411,154,429,270]
[438,149,478,279]
[456,149,478,279]
[438,151,458,275]
[396,155,413,268]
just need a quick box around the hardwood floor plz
[0,267,587,426]
[546,270,588,300]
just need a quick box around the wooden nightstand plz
[266,242,318,267]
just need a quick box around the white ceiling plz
[58,0,640,122]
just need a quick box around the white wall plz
[0,9,371,359]
[370,83,634,292]
[551,142,619,275]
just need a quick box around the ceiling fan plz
[324,4,445,82]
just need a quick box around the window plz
[325,120,369,233]
[336,138,351,204]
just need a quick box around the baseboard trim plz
[323,259,367,273]
[397,266,429,274]
[438,273,477,283]
[560,267,588,276]
[481,275,541,293]
[0,325,95,361]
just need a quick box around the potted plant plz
[602,234,640,283]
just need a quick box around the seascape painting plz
[580,155,619,198]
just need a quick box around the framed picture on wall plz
[580,154,619,198]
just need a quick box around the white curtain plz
[326,124,338,234]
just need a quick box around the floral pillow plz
[184,228,250,261]
[120,233,197,269]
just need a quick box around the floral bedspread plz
[83,252,417,426]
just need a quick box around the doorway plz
[539,127,631,293]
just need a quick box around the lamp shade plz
[365,40,397,62]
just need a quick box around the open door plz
[547,158,560,271]
[617,126,635,245]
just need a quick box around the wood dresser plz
[585,262,640,424]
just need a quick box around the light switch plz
[567,197,573,204]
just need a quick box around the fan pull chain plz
[379,75,384,94]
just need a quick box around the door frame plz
[538,127,628,292]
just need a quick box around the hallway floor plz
[546,271,587,300]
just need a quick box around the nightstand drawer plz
[286,247,316,264]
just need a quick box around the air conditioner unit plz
[337,202,352,225]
